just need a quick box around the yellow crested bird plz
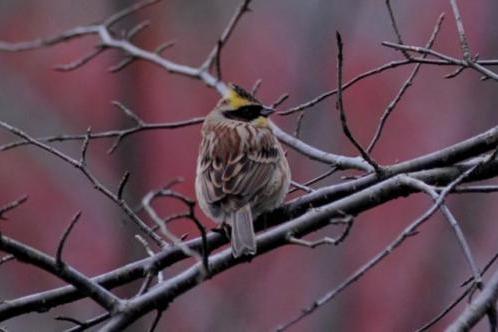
[195,84,291,257]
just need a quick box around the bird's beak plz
[260,107,275,117]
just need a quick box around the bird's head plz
[215,84,275,127]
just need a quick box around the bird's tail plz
[229,204,256,258]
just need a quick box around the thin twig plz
[335,32,382,173]
[0,116,202,153]
[0,119,166,247]
[148,310,163,332]
[403,176,482,286]
[272,94,289,109]
[79,127,91,167]
[54,46,105,72]
[108,57,135,73]
[154,40,176,55]
[287,236,337,248]
[293,111,306,138]
[417,251,498,332]
[142,186,209,276]
[214,40,223,80]
[135,234,163,291]
[276,160,486,331]
[287,215,353,248]
[288,167,338,194]
[0,195,28,220]
[56,212,82,266]
[0,255,15,266]
[290,181,315,193]
[385,0,411,59]
[367,13,445,153]
[58,312,111,332]
[449,0,471,61]
[440,185,498,194]
[126,20,151,40]
[382,41,498,81]
[279,59,412,116]
[200,0,253,72]
[104,0,163,27]
[117,171,131,200]
[251,79,263,95]
[446,267,498,332]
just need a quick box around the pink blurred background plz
[1,0,498,331]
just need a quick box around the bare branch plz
[276,157,488,331]
[0,119,165,247]
[108,57,135,73]
[443,185,498,194]
[446,267,498,332]
[288,167,338,194]
[367,13,445,153]
[449,0,472,61]
[385,0,411,59]
[200,0,253,73]
[214,40,223,81]
[56,212,82,266]
[0,255,15,266]
[271,124,373,171]
[287,236,337,248]
[117,171,131,201]
[58,312,110,332]
[112,101,143,125]
[1,158,497,322]
[154,40,176,54]
[287,215,353,248]
[0,195,28,220]
[142,186,209,275]
[104,0,163,28]
[126,20,151,40]
[417,251,498,332]
[290,181,315,194]
[135,234,163,290]
[79,127,91,167]
[402,176,481,286]
[335,32,382,173]
[0,234,121,312]
[251,79,263,95]
[279,59,413,116]
[148,310,163,332]
[54,46,105,72]
[272,94,290,109]
[382,41,498,81]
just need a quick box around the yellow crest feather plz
[228,89,252,109]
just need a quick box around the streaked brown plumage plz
[195,84,290,257]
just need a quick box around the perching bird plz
[195,84,291,257]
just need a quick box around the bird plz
[195,84,291,258]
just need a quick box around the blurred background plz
[0,0,498,331]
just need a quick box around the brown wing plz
[198,122,281,212]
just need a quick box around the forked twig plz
[366,13,445,153]
[335,32,382,173]
[276,159,486,331]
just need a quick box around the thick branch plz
[1,158,497,322]
[446,267,498,331]
[0,234,121,312]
